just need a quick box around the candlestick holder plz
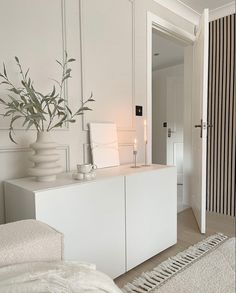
[143,141,151,167]
[131,150,140,168]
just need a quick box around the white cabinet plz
[4,164,176,278]
[126,168,177,270]
[36,177,125,278]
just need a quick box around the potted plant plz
[0,53,94,181]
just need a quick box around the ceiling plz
[152,30,184,71]
[177,0,234,14]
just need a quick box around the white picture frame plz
[89,122,120,168]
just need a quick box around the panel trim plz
[0,0,69,131]
[153,0,200,26]
[0,145,70,172]
[79,0,135,132]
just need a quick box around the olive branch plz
[0,52,95,143]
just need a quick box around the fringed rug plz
[122,233,236,293]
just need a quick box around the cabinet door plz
[35,176,125,278]
[126,167,177,270]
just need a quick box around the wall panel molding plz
[0,0,69,131]
[0,145,70,172]
[79,0,135,132]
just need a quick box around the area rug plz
[122,233,236,293]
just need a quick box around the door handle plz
[194,120,213,138]
[168,128,175,138]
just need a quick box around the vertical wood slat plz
[207,14,236,217]
[230,14,235,217]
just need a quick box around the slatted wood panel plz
[207,14,235,217]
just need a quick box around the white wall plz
[152,64,184,164]
[0,0,195,224]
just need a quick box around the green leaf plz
[26,120,34,130]
[51,104,57,117]
[0,81,9,85]
[8,87,21,94]
[3,63,8,78]
[57,111,65,117]
[8,94,19,102]
[25,68,30,78]
[37,92,48,100]
[68,58,76,62]
[53,122,63,128]
[62,73,71,83]
[22,81,42,110]
[50,85,56,97]
[56,60,63,67]
[10,115,22,126]
[0,98,7,105]
[22,116,30,127]
[9,130,17,144]
[25,104,33,109]
[58,98,65,104]
[79,106,92,111]
[47,105,52,117]
[66,105,72,115]
[20,96,27,104]
[15,56,19,63]
[4,110,15,117]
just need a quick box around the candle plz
[144,119,147,144]
[134,138,137,151]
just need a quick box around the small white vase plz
[28,131,62,182]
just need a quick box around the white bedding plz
[0,261,122,293]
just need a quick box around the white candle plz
[144,119,147,144]
[134,138,137,151]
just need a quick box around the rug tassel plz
[122,233,228,293]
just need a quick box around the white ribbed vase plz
[28,131,62,182]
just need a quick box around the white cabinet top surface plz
[5,164,174,192]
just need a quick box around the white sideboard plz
[4,164,177,278]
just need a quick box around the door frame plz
[146,12,196,164]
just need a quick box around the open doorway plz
[147,11,209,234]
[152,30,186,213]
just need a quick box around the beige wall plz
[0,0,195,223]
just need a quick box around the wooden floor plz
[114,208,235,288]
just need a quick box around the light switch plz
[136,106,143,116]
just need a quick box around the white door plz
[191,9,209,234]
[166,76,184,185]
